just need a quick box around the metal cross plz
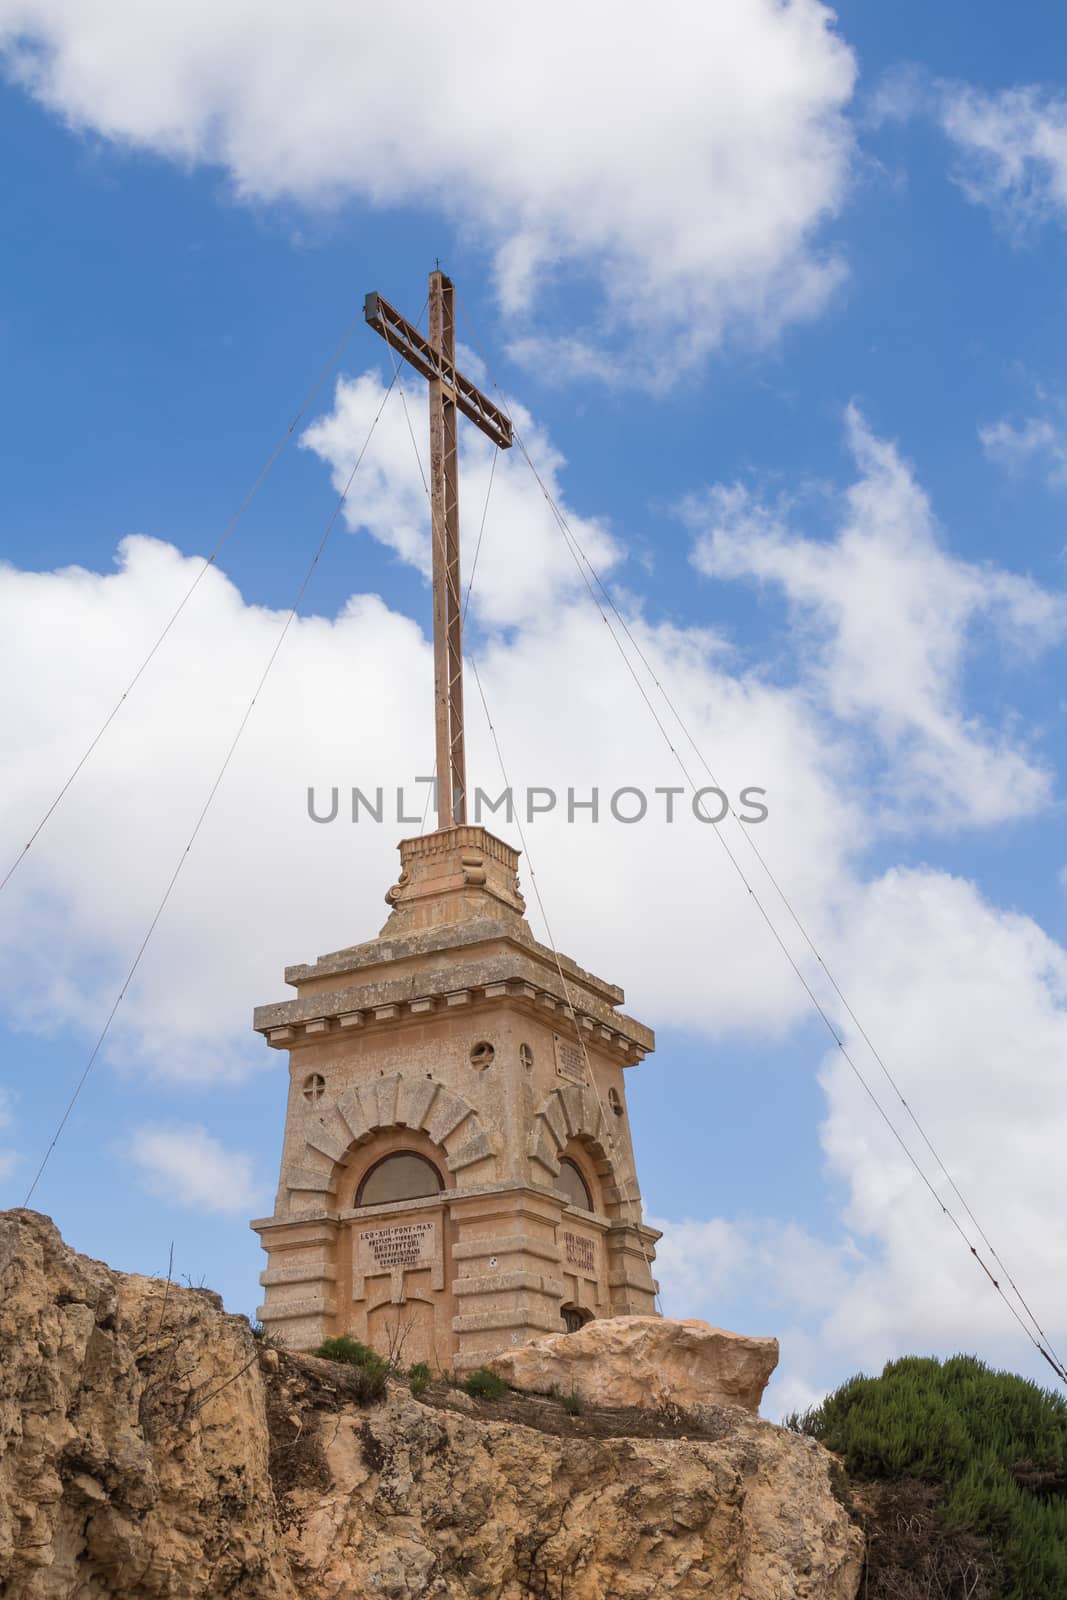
[364,272,512,829]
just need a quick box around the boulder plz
[486,1314,779,1412]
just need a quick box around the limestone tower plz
[250,271,660,1370]
[250,825,660,1370]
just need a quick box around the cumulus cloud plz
[0,525,852,1075]
[0,0,856,381]
[129,1124,266,1214]
[686,405,1066,828]
[651,859,1067,1409]
[3,385,1066,1400]
[301,373,622,627]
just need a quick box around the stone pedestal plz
[251,826,660,1370]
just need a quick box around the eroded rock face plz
[0,1208,291,1600]
[0,1211,861,1600]
[487,1314,780,1413]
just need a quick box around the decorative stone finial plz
[380,825,527,936]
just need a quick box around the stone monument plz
[251,271,660,1370]
[250,825,661,1370]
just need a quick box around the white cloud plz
[129,1124,265,1214]
[873,70,1067,238]
[980,413,1067,490]
[686,405,1066,828]
[0,0,856,381]
[940,84,1067,233]
[3,386,1067,1399]
[301,374,622,628]
[654,865,1067,1407]
[0,521,853,1072]
[654,1215,858,1323]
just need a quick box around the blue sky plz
[2,0,1067,1413]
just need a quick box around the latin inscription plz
[358,1221,435,1272]
[554,1033,587,1084]
[562,1230,595,1274]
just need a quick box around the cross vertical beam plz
[364,274,513,833]
[428,273,465,826]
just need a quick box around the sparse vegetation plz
[249,1318,286,1350]
[788,1354,1067,1600]
[312,1335,390,1402]
[562,1389,584,1416]
[462,1366,509,1401]
[409,1361,432,1397]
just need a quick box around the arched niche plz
[526,1082,633,1220]
[283,1072,497,1211]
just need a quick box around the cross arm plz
[364,291,513,451]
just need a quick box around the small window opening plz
[519,1043,534,1071]
[302,1073,326,1103]
[608,1086,624,1117]
[470,1040,495,1069]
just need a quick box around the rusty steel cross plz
[364,273,513,829]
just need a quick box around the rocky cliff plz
[0,1210,863,1598]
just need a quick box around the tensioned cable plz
[528,451,1067,1384]
[530,430,1067,1381]
[382,334,663,1307]
[21,369,400,1208]
[0,308,364,900]
[454,293,1067,1384]
[556,510,1067,1381]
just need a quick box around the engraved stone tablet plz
[562,1230,595,1274]
[554,1032,587,1084]
[357,1220,436,1273]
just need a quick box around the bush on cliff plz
[788,1354,1067,1599]
[462,1366,509,1401]
[312,1335,390,1401]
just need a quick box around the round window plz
[470,1041,495,1069]
[302,1073,326,1103]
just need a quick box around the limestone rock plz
[0,1209,293,1600]
[0,1210,861,1599]
[487,1314,779,1412]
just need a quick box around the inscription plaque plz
[554,1032,587,1084]
[562,1230,595,1274]
[358,1220,435,1272]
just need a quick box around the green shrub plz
[462,1366,508,1401]
[409,1361,432,1397]
[562,1389,584,1416]
[791,1354,1067,1600]
[312,1335,390,1402]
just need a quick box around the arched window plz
[356,1152,443,1207]
[558,1157,593,1212]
